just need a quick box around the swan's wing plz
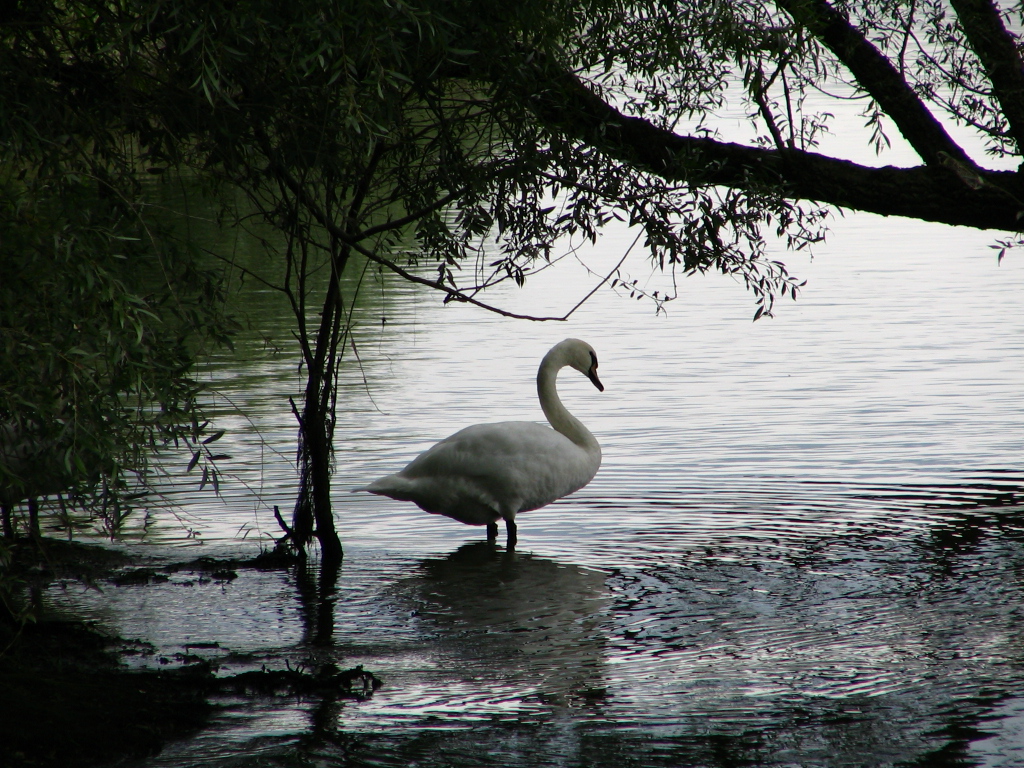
[395,421,599,515]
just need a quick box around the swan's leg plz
[486,522,498,542]
[505,519,517,548]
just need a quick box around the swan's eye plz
[589,351,598,369]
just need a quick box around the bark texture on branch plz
[948,0,1024,153]
[775,0,975,168]
[527,64,1024,231]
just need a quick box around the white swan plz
[354,338,605,547]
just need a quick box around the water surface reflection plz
[64,478,1024,767]
[50,187,1024,766]
[391,543,609,706]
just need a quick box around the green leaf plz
[202,429,226,445]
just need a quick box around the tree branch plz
[775,0,976,168]
[948,0,1024,153]
[523,62,1024,231]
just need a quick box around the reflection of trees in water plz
[590,476,1024,767]
[394,542,609,705]
[294,556,341,647]
[909,473,1024,569]
[291,555,362,748]
[303,725,769,768]
[275,479,1024,767]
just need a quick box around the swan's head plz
[550,338,604,392]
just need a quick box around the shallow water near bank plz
[50,479,1024,766]
[36,190,1024,767]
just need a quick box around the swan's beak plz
[587,367,604,392]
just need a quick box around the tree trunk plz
[305,405,342,563]
[292,389,342,561]
[292,354,344,562]
[290,245,348,563]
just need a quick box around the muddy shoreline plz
[0,538,378,768]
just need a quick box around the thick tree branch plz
[775,0,976,168]
[948,0,1024,152]
[527,65,1024,231]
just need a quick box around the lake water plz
[44,142,1024,764]
[45,206,1024,768]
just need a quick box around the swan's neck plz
[537,361,600,455]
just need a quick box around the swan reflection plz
[392,542,609,705]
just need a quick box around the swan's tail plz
[351,474,417,500]
[350,483,384,494]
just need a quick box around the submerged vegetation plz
[0,539,381,768]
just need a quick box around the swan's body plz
[354,339,604,546]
